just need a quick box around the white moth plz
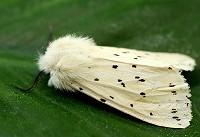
[38,35,196,128]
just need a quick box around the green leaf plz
[0,0,200,137]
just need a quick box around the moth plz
[32,35,196,128]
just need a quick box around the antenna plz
[11,70,45,92]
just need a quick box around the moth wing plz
[39,35,193,128]
[89,46,196,71]
[68,59,191,128]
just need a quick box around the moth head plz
[38,34,96,74]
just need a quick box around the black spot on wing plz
[113,54,120,56]
[139,79,145,82]
[132,65,136,68]
[171,91,177,95]
[110,96,114,99]
[140,92,145,95]
[94,78,99,81]
[122,51,129,54]
[79,87,83,90]
[172,116,179,119]
[168,67,172,70]
[150,112,153,116]
[171,110,177,113]
[100,99,106,102]
[140,92,146,98]
[172,116,181,121]
[130,104,133,107]
[135,76,140,79]
[112,65,118,69]
[121,82,126,87]
[118,79,122,82]
[169,83,175,87]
